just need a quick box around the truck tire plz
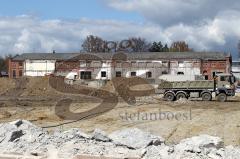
[164,92,175,101]
[217,93,227,102]
[201,92,212,101]
[176,92,187,100]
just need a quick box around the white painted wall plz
[73,60,169,80]
[119,61,168,79]
[232,66,240,73]
[24,60,56,76]
[232,66,240,80]
[65,60,202,81]
[65,71,78,80]
[170,61,201,76]
[78,61,112,80]
[232,61,240,80]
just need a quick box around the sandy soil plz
[1,77,240,147]
[0,78,15,95]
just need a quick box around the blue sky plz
[0,0,141,21]
[0,0,240,58]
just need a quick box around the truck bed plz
[158,80,215,90]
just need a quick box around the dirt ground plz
[1,77,240,146]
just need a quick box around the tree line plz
[0,55,13,72]
[2,36,239,72]
[81,35,193,53]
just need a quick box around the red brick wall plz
[8,59,24,78]
[55,61,80,71]
[201,58,231,80]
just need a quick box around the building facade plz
[24,60,56,76]
[8,60,23,78]
[9,52,232,81]
[232,61,240,80]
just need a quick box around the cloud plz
[0,14,240,57]
[105,0,240,26]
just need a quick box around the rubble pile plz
[0,120,240,159]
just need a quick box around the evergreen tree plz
[158,42,163,52]
[149,41,164,52]
[163,44,169,52]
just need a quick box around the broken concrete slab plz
[143,145,172,159]
[92,129,111,142]
[109,128,164,149]
[171,134,224,159]
[223,146,240,159]
[9,130,24,142]
[175,134,224,153]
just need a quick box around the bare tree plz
[81,35,159,53]
[0,54,14,72]
[128,37,150,52]
[82,35,106,53]
[170,41,193,52]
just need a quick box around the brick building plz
[8,52,232,81]
[202,57,232,80]
[8,60,24,78]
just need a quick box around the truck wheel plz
[176,92,187,100]
[202,92,212,101]
[164,92,175,101]
[217,93,227,102]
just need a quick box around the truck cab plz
[215,73,236,100]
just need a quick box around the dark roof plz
[12,52,230,61]
[12,53,80,61]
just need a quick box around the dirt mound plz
[21,77,57,97]
[1,77,61,97]
[1,77,29,97]
[100,81,115,93]
[0,78,15,95]
[0,110,11,119]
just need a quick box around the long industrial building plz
[8,52,232,81]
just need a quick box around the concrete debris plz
[109,128,164,149]
[224,146,240,159]
[175,134,224,153]
[172,134,225,159]
[9,130,24,142]
[92,128,111,142]
[143,145,173,159]
[0,120,240,159]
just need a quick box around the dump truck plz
[157,73,236,102]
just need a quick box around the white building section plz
[78,60,113,80]
[170,60,201,76]
[24,60,56,76]
[65,60,170,81]
[232,61,240,80]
